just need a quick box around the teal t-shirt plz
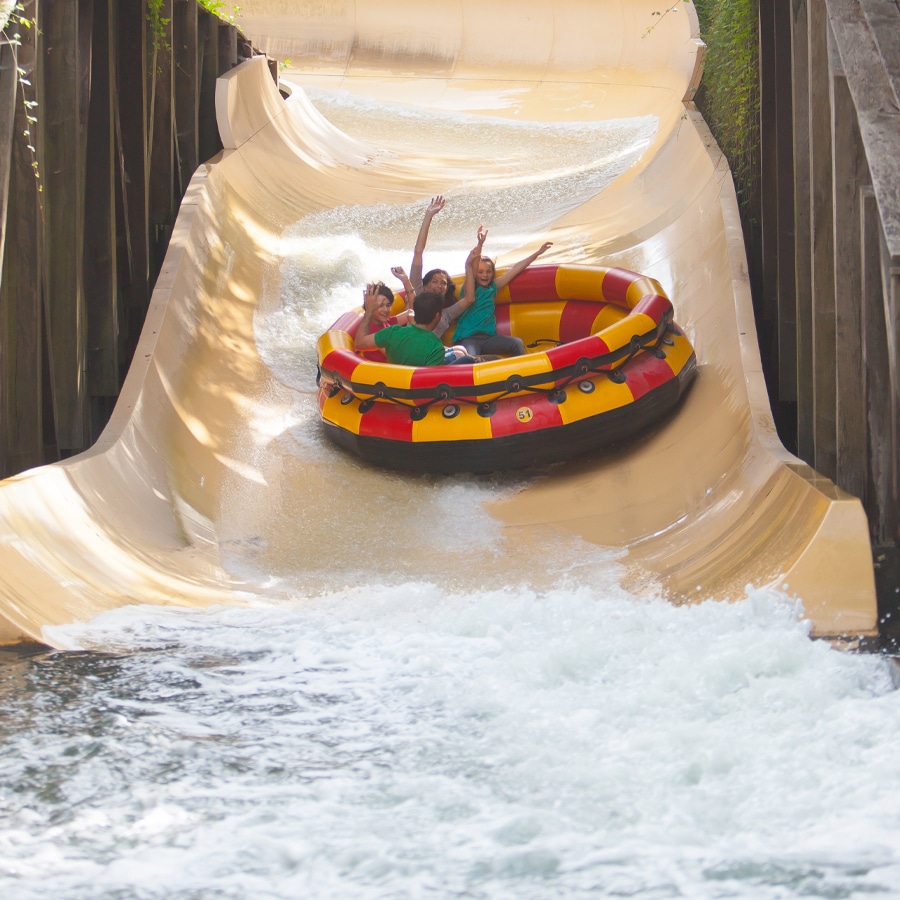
[373,324,446,366]
[453,282,497,341]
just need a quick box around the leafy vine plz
[144,1,242,64]
[146,0,170,55]
[3,2,41,191]
[198,0,242,25]
[644,2,691,38]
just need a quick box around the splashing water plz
[1,587,899,899]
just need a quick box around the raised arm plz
[494,241,553,290]
[459,226,488,311]
[391,266,415,310]
[410,195,445,286]
[353,284,381,352]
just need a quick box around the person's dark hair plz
[423,268,457,307]
[376,283,395,302]
[413,291,444,325]
[479,257,496,280]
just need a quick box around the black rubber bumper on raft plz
[322,355,698,475]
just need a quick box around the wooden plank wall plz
[758,0,900,625]
[0,0,265,478]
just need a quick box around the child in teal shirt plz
[453,227,552,357]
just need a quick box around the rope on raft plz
[325,323,680,421]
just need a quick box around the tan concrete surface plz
[0,0,877,645]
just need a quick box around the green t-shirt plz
[453,282,497,341]
[373,323,446,366]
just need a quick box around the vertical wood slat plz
[888,266,900,547]
[218,19,238,72]
[0,35,16,289]
[832,72,869,501]
[758,0,780,399]
[84,0,117,409]
[759,0,800,449]
[0,33,14,475]
[774,0,797,412]
[41,0,88,454]
[115,0,150,370]
[197,8,221,163]
[792,0,815,461]
[1,0,47,473]
[77,0,95,436]
[173,0,199,197]
[148,0,175,280]
[808,0,837,479]
[861,190,892,540]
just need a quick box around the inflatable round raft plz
[316,264,697,473]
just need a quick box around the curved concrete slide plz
[0,0,877,644]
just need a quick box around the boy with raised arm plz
[354,285,448,367]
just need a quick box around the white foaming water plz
[2,587,899,899]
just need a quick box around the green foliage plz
[693,0,761,224]
[198,0,242,25]
[3,2,42,191]
[691,0,714,29]
[146,0,170,55]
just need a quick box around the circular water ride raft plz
[316,264,697,473]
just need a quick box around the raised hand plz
[426,195,445,216]
[363,283,382,313]
[467,225,487,264]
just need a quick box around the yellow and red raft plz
[316,264,697,473]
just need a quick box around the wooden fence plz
[0,0,264,477]
[757,0,900,619]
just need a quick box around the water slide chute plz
[0,0,877,644]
